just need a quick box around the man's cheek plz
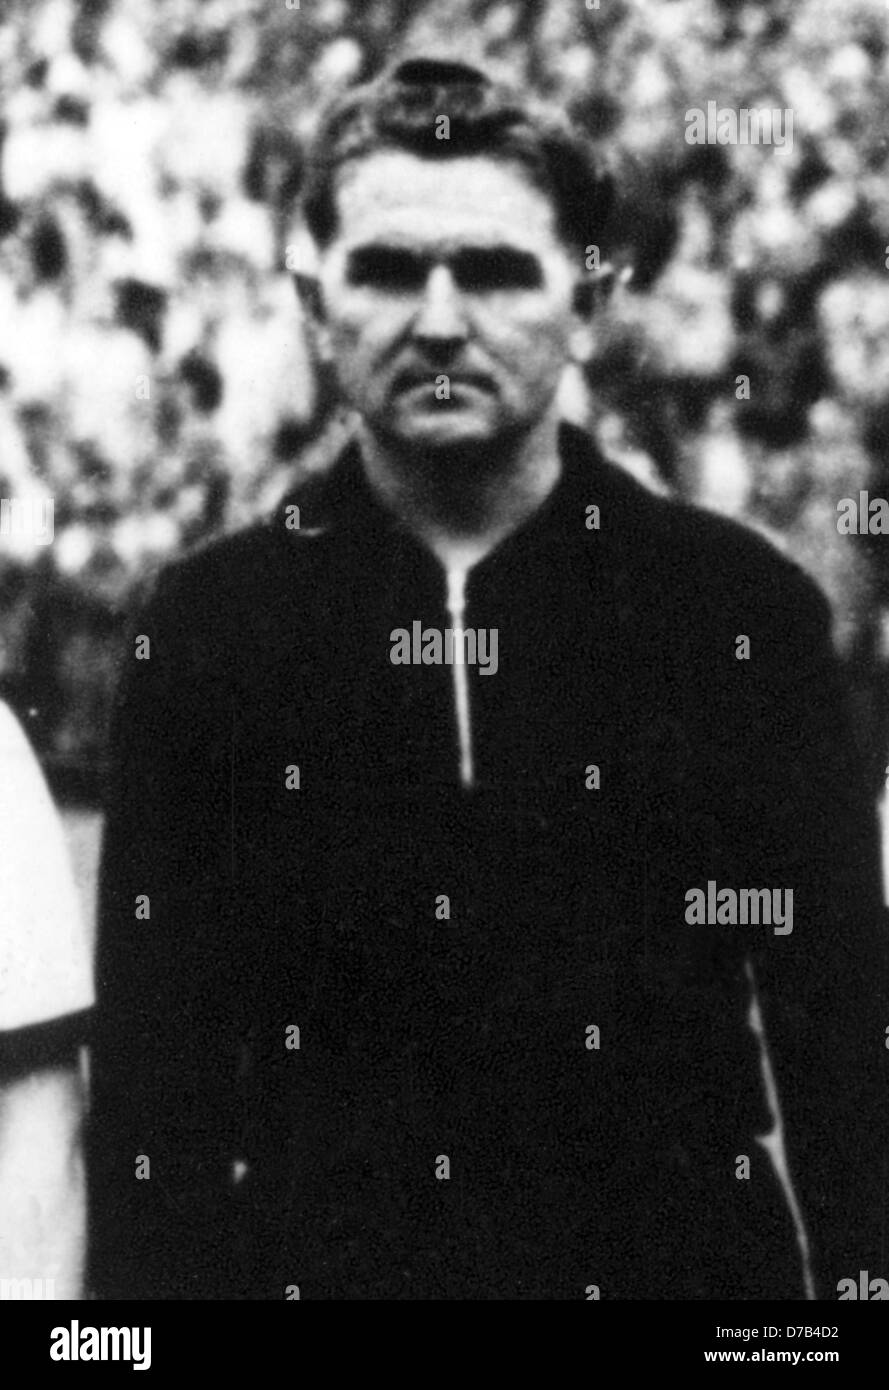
[490,314,571,355]
[327,337,374,389]
[500,337,570,391]
[336,320,395,369]
[328,319,365,356]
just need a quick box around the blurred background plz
[2,0,889,926]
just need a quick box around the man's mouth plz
[394,369,494,393]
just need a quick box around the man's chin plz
[378,407,501,453]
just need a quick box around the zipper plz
[445,565,474,788]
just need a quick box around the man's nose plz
[412,265,468,349]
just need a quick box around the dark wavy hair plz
[302,58,612,257]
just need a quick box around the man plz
[0,700,93,1299]
[89,58,888,1300]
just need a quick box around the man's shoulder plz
[152,518,283,601]
[143,479,335,623]
[599,478,827,649]
[150,438,832,653]
[571,425,831,642]
[657,492,825,611]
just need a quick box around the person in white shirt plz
[0,700,93,1300]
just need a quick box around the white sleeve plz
[0,702,94,1032]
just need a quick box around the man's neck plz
[357,413,563,571]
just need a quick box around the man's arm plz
[741,575,889,1299]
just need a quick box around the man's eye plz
[346,249,426,290]
[453,250,543,291]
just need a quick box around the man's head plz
[300,59,612,457]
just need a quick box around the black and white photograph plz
[1,0,888,1361]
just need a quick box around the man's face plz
[314,150,590,451]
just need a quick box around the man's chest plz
[160,558,777,1182]
[180,577,755,1063]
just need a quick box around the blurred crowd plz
[1,0,888,784]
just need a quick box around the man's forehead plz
[331,150,564,252]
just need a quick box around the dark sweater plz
[88,424,889,1300]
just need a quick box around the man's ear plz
[288,226,336,362]
[571,263,618,318]
[292,273,335,364]
[570,263,624,364]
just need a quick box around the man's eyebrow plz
[452,247,543,287]
[344,243,544,288]
[345,245,428,285]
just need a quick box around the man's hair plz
[302,57,612,256]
